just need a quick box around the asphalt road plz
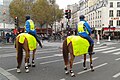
[0,41,120,80]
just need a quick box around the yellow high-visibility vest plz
[77,21,89,34]
[25,20,35,31]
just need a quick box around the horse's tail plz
[16,36,23,68]
[62,38,69,65]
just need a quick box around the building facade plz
[77,0,120,39]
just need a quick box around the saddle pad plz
[17,33,37,50]
[67,35,90,56]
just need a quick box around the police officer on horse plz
[76,15,95,55]
[25,16,42,48]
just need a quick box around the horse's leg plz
[32,49,36,67]
[16,41,23,73]
[63,39,69,74]
[89,54,94,71]
[83,54,87,70]
[69,53,75,77]
[24,50,30,73]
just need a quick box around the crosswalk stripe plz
[94,47,116,52]
[94,46,107,50]
[113,52,120,55]
[102,48,120,53]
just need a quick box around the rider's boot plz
[88,44,95,55]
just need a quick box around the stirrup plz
[88,52,95,55]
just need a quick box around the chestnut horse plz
[62,36,94,77]
[15,33,38,73]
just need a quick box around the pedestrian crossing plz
[94,46,120,55]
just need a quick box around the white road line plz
[113,52,120,55]
[73,57,98,65]
[6,68,17,72]
[102,48,120,53]
[94,46,107,50]
[37,48,59,52]
[36,54,62,59]
[94,47,116,52]
[77,63,108,74]
[115,58,120,61]
[113,72,120,78]
[40,59,63,65]
[0,67,19,80]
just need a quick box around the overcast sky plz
[56,0,80,9]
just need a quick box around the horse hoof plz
[83,67,87,70]
[71,73,75,77]
[25,69,29,73]
[65,71,69,74]
[28,63,31,67]
[91,69,94,72]
[17,69,21,73]
[32,64,35,67]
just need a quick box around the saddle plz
[67,35,90,56]
[17,33,37,50]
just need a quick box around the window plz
[110,2,113,7]
[109,20,113,26]
[109,10,113,17]
[117,2,120,7]
[117,10,120,17]
[117,20,120,26]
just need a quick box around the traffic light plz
[15,17,19,27]
[68,10,71,19]
[65,9,71,19]
[65,10,68,19]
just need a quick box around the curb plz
[0,67,19,80]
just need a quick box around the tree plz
[9,0,63,28]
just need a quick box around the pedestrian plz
[76,15,95,55]
[6,32,10,43]
[24,15,42,48]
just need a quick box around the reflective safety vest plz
[25,20,35,31]
[77,21,89,34]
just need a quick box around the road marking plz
[94,47,116,52]
[6,68,17,72]
[102,48,120,53]
[40,59,63,65]
[73,57,98,65]
[77,63,108,74]
[113,72,120,78]
[0,67,19,80]
[94,46,107,49]
[113,52,120,55]
[60,78,66,80]
[115,58,120,61]
[36,54,62,59]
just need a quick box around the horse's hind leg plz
[89,54,94,71]
[83,54,87,70]
[32,49,36,67]
[63,40,69,74]
[25,50,30,73]
[69,53,75,77]
[16,42,23,73]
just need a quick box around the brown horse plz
[62,36,94,77]
[15,33,38,73]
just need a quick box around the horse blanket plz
[67,35,90,56]
[17,33,37,50]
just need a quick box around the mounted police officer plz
[76,15,95,55]
[25,16,42,48]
